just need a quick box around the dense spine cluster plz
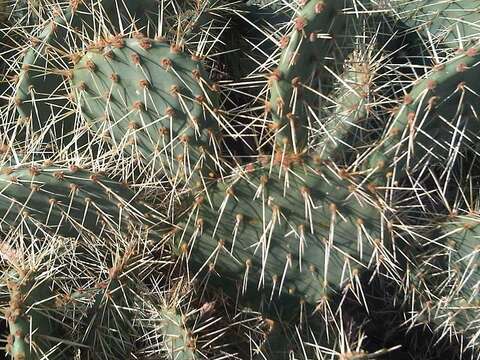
[405,212,480,355]
[2,0,480,359]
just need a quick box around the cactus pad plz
[410,213,480,353]
[367,44,480,176]
[0,163,148,237]
[267,0,358,152]
[169,155,397,318]
[71,35,223,184]
[4,271,62,360]
[390,0,480,48]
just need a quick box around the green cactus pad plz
[61,240,162,360]
[71,35,223,185]
[159,308,197,359]
[168,155,397,318]
[410,213,480,354]
[4,270,64,360]
[0,163,149,237]
[12,0,161,147]
[267,0,357,153]
[14,6,75,133]
[319,50,375,160]
[367,44,480,175]
[390,0,480,48]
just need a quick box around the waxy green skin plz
[13,0,160,145]
[367,44,480,176]
[0,164,147,237]
[4,271,64,360]
[160,308,197,360]
[71,37,221,185]
[390,0,480,47]
[269,0,353,152]
[14,7,74,130]
[319,56,373,160]
[409,214,480,353]
[4,0,480,358]
[267,0,369,154]
[170,157,394,318]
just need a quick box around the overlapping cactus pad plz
[3,0,480,359]
[170,154,398,315]
[367,44,480,174]
[0,163,148,236]
[4,269,61,360]
[159,308,198,359]
[391,0,480,47]
[409,213,480,353]
[71,35,222,184]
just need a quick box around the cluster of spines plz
[389,0,480,48]
[366,45,480,178]
[402,211,480,354]
[4,0,480,359]
[4,270,61,360]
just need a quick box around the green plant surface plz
[0,163,150,237]
[71,35,226,187]
[366,43,480,178]
[4,271,62,360]
[168,154,401,321]
[406,212,480,355]
[267,0,355,153]
[390,0,480,48]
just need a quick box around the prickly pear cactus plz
[0,163,150,237]
[366,44,480,177]
[4,271,62,360]
[3,0,480,359]
[71,35,223,186]
[266,0,354,152]
[0,0,40,24]
[405,211,480,354]
[169,153,399,320]
[390,0,480,47]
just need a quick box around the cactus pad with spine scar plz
[4,270,62,360]
[71,35,223,185]
[169,155,397,318]
[157,307,198,359]
[14,6,75,130]
[0,163,149,237]
[267,0,357,153]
